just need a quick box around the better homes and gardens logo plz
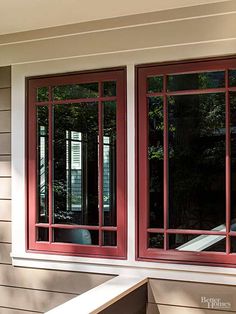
[201,296,231,310]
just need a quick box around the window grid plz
[137,58,236,266]
[27,69,127,258]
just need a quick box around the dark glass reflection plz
[231,237,236,253]
[148,97,164,228]
[231,93,236,229]
[169,234,225,252]
[167,71,225,91]
[37,228,49,241]
[169,93,225,230]
[103,101,117,226]
[53,103,99,225]
[103,231,117,246]
[53,83,98,100]
[37,106,49,223]
[53,228,98,245]
[37,87,49,102]
[147,76,163,93]
[229,70,236,87]
[148,233,164,249]
[102,81,116,97]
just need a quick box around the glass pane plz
[53,102,99,225]
[103,231,117,246]
[53,83,98,100]
[37,106,49,223]
[148,233,164,249]
[37,228,49,241]
[167,71,225,91]
[169,234,225,252]
[148,97,164,228]
[53,228,98,245]
[231,237,236,253]
[103,101,116,226]
[169,93,225,230]
[102,81,116,97]
[229,70,236,87]
[37,87,49,102]
[147,76,163,93]
[231,92,236,229]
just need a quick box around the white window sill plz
[11,251,236,286]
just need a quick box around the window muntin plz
[137,59,236,265]
[27,69,126,258]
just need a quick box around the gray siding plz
[100,284,147,314]
[147,303,234,314]
[148,279,236,313]
[0,66,113,313]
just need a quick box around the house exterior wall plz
[147,280,236,313]
[0,66,113,313]
[1,1,236,313]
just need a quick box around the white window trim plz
[11,53,236,286]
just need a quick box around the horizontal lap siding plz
[0,221,11,243]
[100,284,147,314]
[0,200,11,221]
[0,264,113,295]
[148,279,236,312]
[0,243,12,264]
[0,77,11,268]
[0,286,77,313]
[0,67,113,313]
[0,133,11,155]
[0,88,11,110]
[0,308,42,314]
[0,161,11,177]
[0,111,10,133]
[147,303,234,314]
[0,179,11,199]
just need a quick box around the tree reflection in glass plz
[53,103,99,225]
[103,101,117,226]
[169,93,225,230]
[148,97,164,228]
[37,106,49,223]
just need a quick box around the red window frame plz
[26,68,127,259]
[136,57,236,266]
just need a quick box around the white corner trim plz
[45,275,147,314]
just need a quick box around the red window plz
[137,58,236,266]
[27,68,127,258]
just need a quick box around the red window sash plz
[27,68,127,259]
[136,57,236,266]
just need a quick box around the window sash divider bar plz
[49,224,102,230]
[35,96,117,106]
[166,88,226,96]
[48,86,53,244]
[226,69,231,255]
[166,229,227,236]
[98,83,104,247]
[163,74,168,250]
[147,228,227,236]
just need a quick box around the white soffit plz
[0,0,230,35]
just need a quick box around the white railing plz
[45,275,147,314]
